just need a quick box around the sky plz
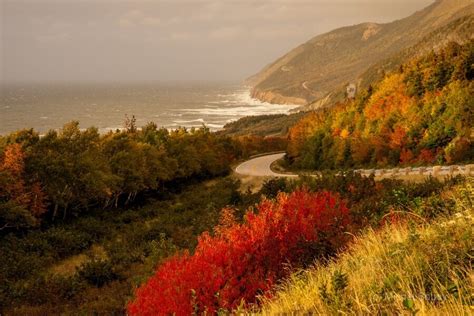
[1,0,435,83]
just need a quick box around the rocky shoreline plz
[250,88,307,106]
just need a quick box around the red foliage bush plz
[128,190,351,315]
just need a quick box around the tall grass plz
[258,178,473,315]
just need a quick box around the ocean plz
[0,82,298,135]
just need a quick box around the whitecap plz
[173,118,205,124]
[205,123,224,129]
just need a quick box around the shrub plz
[43,227,92,258]
[18,275,85,305]
[77,258,119,287]
[73,217,110,242]
[260,178,288,199]
[128,190,351,315]
[258,186,474,315]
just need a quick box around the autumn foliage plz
[288,40,474,170]
[128,190,350,315]
[0,144,47,229]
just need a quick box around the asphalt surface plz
[235,153,473,179]
[235,153,297,177]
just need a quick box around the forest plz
[287,40,473,170]
[0,118,289,313]
[0,119,285,232]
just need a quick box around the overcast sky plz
[1,0,434,83]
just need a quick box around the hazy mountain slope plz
[248,0,474,106]
[359,14,474,91]
[302,14,474,111]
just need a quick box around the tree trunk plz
[115,194,120,208]
[63,204,68,220]
[125,192,132,205]
[52,203,59,221]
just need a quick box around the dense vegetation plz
[259,178,473,315]
[0,177,253,314]
[288,40,474,170]
[128,190,350,314]
[219,112,306,137]
[0,119,284,313]
[125,173,468,314]
[1,154,464,314]
[0,120,285,232]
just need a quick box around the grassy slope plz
[258,178,473,315]
[311,15,474,110]
[218,112,307,137]
[249,0,474,106]
[1,178,250,315]
[358,15,474,91]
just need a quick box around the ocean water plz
[0,82,298,135]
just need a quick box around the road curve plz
[235,153,297,177]
[235,153,474,179]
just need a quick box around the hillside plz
[287,39,474,170]
[218,112,306,137]
[247,0,474,106]
[259,179,474,315]
[358,14,474,92]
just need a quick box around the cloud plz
[209,26,245,40]
[118,17,134,28]
[4,0,434,82]
[251,25,304,40]
[141,17,161,26]
[169,32,191,41]
[118,9,160,28]
[35,32,71,43]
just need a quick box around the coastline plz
[250,87,307,106]
[1,85,301,136]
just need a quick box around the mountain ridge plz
[247,0,474,107]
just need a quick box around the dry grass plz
[49,245,107,276]
[234,174,275,193]
[257,179,474,315]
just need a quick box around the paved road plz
[235,153,297,177]
[235,153,473,179]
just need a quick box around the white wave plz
[174,89,299,119]
[159,112,183,117]
[235,90,300,108]
[205,123,224,129]
[178,104,296,117]
[173,118,205,124]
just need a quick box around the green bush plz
[73,216,111,242]
[260,178,289,199]
[77,258,119,287]
[43,227,92,258]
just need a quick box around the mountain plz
[247,0,474,107]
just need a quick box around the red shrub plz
[417,148,436,164]
[128,190,350,315]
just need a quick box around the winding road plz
[235,153,473,179]
[235,153,297,177]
